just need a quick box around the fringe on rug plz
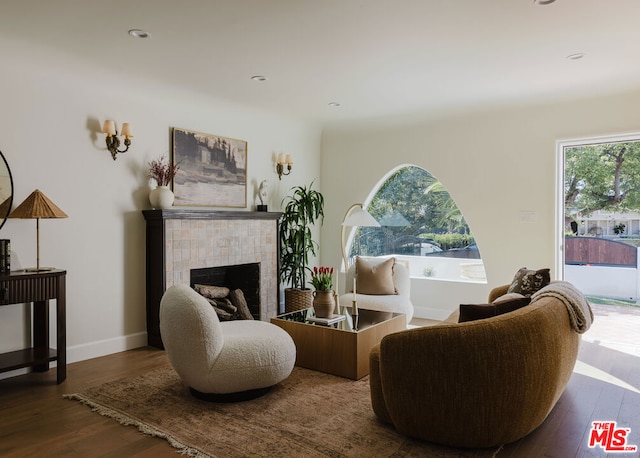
[63,393,213,458]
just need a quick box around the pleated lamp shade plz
[9,189,67,271]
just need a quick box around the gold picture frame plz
[172,127,247,208]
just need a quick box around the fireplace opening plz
[190,263,261,319]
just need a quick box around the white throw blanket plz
[531,281,594,334]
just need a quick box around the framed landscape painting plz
[172,128,247,208]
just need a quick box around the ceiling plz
[2,0,640,125]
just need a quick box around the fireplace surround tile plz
[143,209,282,349]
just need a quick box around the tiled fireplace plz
[143,209,282,348]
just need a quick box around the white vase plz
[149,186,174,209]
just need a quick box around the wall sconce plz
[103,120,133,160]
[276,153,293,180]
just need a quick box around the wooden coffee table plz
[271,306,405,380]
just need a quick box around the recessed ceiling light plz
[328,102,341,107]
[567,53,585,60]
[533,0,556,4]
[128,29,150,38]
[251,75,268,82]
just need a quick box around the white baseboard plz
[0,332,148,382]
[68,332,148,364]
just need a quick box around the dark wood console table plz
[0,269,66,383]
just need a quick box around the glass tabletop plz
[274,306,400,332]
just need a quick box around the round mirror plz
[0,151,14,231]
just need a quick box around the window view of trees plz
[565,141,640,238]
[563,139,640,306]
[349,166,479,260]
[566,142,640,218]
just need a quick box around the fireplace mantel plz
[143,208,283,221]
[143,209,283,348]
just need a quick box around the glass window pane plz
[348,166,485,282]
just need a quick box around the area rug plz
[64,365,500,457]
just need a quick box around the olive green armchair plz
[369,284,581,448]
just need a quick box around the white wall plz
[320,90,640,318]
[0,37,322,365]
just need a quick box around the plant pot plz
[149,186,174,209]
[284,288,313,313]
[312,290,336,318]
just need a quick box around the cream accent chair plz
[339,257,414,326]
[160,284,296,401]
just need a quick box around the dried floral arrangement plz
[148,156,179,187]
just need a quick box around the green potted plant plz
[279,182,324,312]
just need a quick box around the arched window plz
[348,165,486,282]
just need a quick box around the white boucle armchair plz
[339,257,414,326]
[160,284,296,402]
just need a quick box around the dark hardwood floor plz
[0,348,176,457]
[0,341,638,457]
[498,340,640,457]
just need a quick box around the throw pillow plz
[492,292,527,304]
[458,296,531,323]
[507,267,551,297]
[355,257,397,295]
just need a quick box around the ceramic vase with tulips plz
[310,266,336,318]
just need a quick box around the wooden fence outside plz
[565,236,637,267]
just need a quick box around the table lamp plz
[9,189,68,271]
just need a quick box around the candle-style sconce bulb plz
[103,120,133,160]
[276,152,293,180]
